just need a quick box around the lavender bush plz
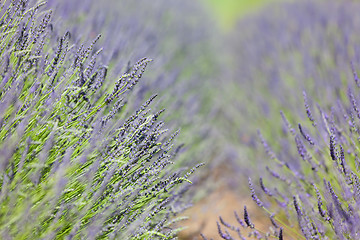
[41,1,225,206]
[212,1,360,239]
[45,0,219,171]
[0,0,204,238]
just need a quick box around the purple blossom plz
[234,211,246,228]
[280,110,296,135]
[269,214,279,228]
[298,123,314,145]
[259,177,273,196]
[351,61,360,88]
[329,134,337,161]
[278,228,283,240]
[303,91,316,126]
[217,221,232,240]
[348,88,360,120]
[243,206,254,229]
[248,177,263,207]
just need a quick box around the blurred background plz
[176,1,290,239]
[203,0,284,30]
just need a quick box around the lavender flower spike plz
[248,177,264,207]
[303,91,316,126]
[244,206,255,229]
[351,61,360,87]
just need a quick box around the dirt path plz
[177,185,273,239]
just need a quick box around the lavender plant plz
[0,0,200,238]
[50,0,229,207]
[45,0,219,170]
[212,0,360,239]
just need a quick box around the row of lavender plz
[0,0,217,239]
[212,1,360,239]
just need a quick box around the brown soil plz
[177,186,272,240]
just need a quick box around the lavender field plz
[1,0,360,239]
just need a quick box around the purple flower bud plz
[258,130,277,161]
[298,123,314,145]
[217,221,232,240]
[303,91,316,126]
[270,214,279,228]
[259,177,273,196]
[339,145,347,175]
[200,233,208,240]
[280,110,295,135]
[351,61,360,87]
[219,216,233,230]
[295,135,312,164]
[314,184,327,218]
[327,181,350,222]
[249,177,263,207]
[293,196,302,217]
[244,206,254,229]
[348,88,360,119]
[234,211,246,228]
[279,228,283,240]
[329,134,336,161]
